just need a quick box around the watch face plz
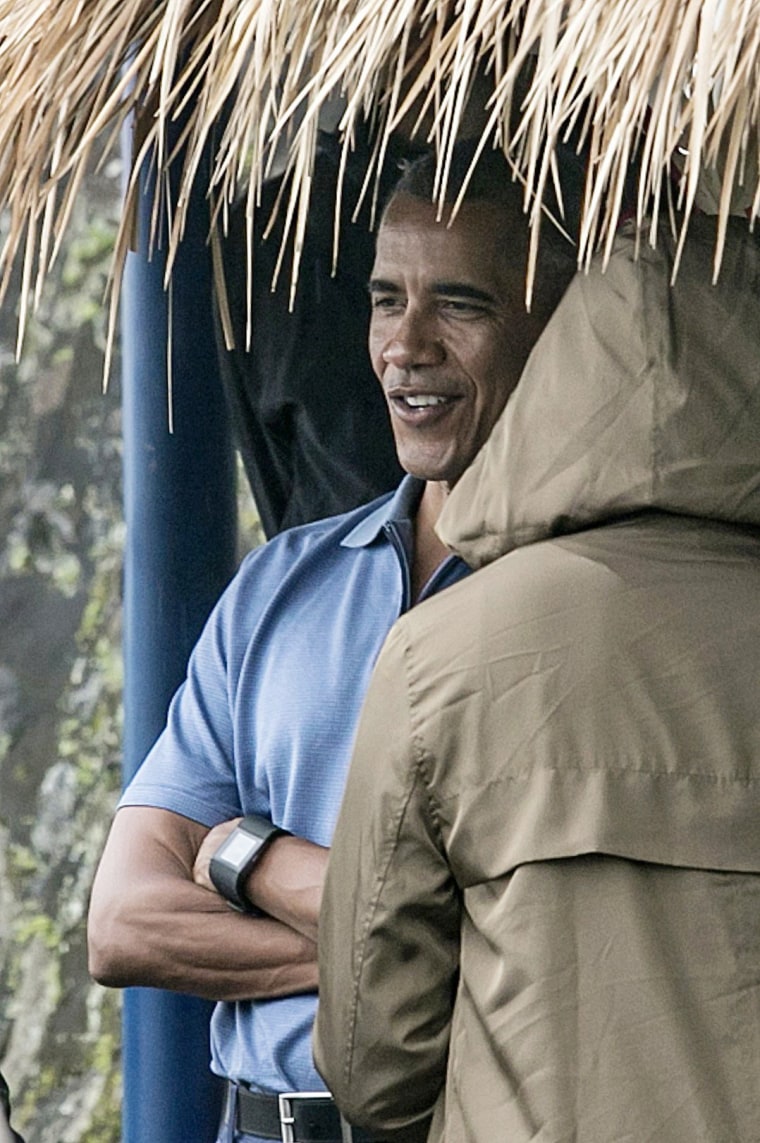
[218,830,262,870]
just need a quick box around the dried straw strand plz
[0,0,758,359]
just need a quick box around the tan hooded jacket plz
[314,218,760,1143]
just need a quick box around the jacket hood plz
[437,218,760,569]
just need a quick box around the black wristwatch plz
[209,813,291,912]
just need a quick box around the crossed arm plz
[87,805,328,1002]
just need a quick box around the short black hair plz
[387,138,578,318]
[392,138,523,208]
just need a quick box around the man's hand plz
[191,816,328,943]
[192,816,242,892]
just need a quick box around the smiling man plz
[370,194,548,489]
[87,142,576,1143]
[366,157,570,598]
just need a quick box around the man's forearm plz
[89,873,318,1001]
[87,806,319,1002]
[245,835,326,943]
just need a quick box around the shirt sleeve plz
[314,622,461,1142]
[118,554,254,826]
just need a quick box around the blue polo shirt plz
[120,476,469,1110]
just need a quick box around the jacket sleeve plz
[314,622,461,1142]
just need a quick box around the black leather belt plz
[229,1083,376,1142]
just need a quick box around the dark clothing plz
[0,1072,24,1143]
[215,133,406,537]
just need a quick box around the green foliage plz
[0,149,262,1143]
[12,915,62,961]
[7,843,40,878]
[0,160,124,1142]
[57,512,124,784]
[237,452,266,554]
[2,482,82,595]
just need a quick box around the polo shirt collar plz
[342,475,425,549]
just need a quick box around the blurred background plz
[0,153,262,1142]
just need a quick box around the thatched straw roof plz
[1,0,759,344]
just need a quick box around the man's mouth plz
[384,381,464,429]
[387,390,461,426]
[403,394,450,408]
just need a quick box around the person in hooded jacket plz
[314,212,760,1143]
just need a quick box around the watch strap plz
[209,814,291,912]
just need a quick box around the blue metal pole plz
[121,133,235,1141]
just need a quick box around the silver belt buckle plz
[278,1091,333,1143]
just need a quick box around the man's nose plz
[381,309,445,370]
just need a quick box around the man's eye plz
[371,295,403,311]
[440,299,486,316]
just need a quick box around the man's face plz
[369,193,549,488]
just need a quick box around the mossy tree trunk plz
[0,164,123,1142]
